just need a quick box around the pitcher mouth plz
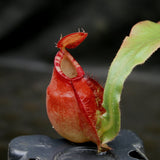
[54,50,85,81]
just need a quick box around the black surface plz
[8,130,148,160]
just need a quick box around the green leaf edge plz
[97,20,160,144]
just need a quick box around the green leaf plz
[98,20,160,144]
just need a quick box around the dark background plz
[1,0,160,64]
[0,0,160,159]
